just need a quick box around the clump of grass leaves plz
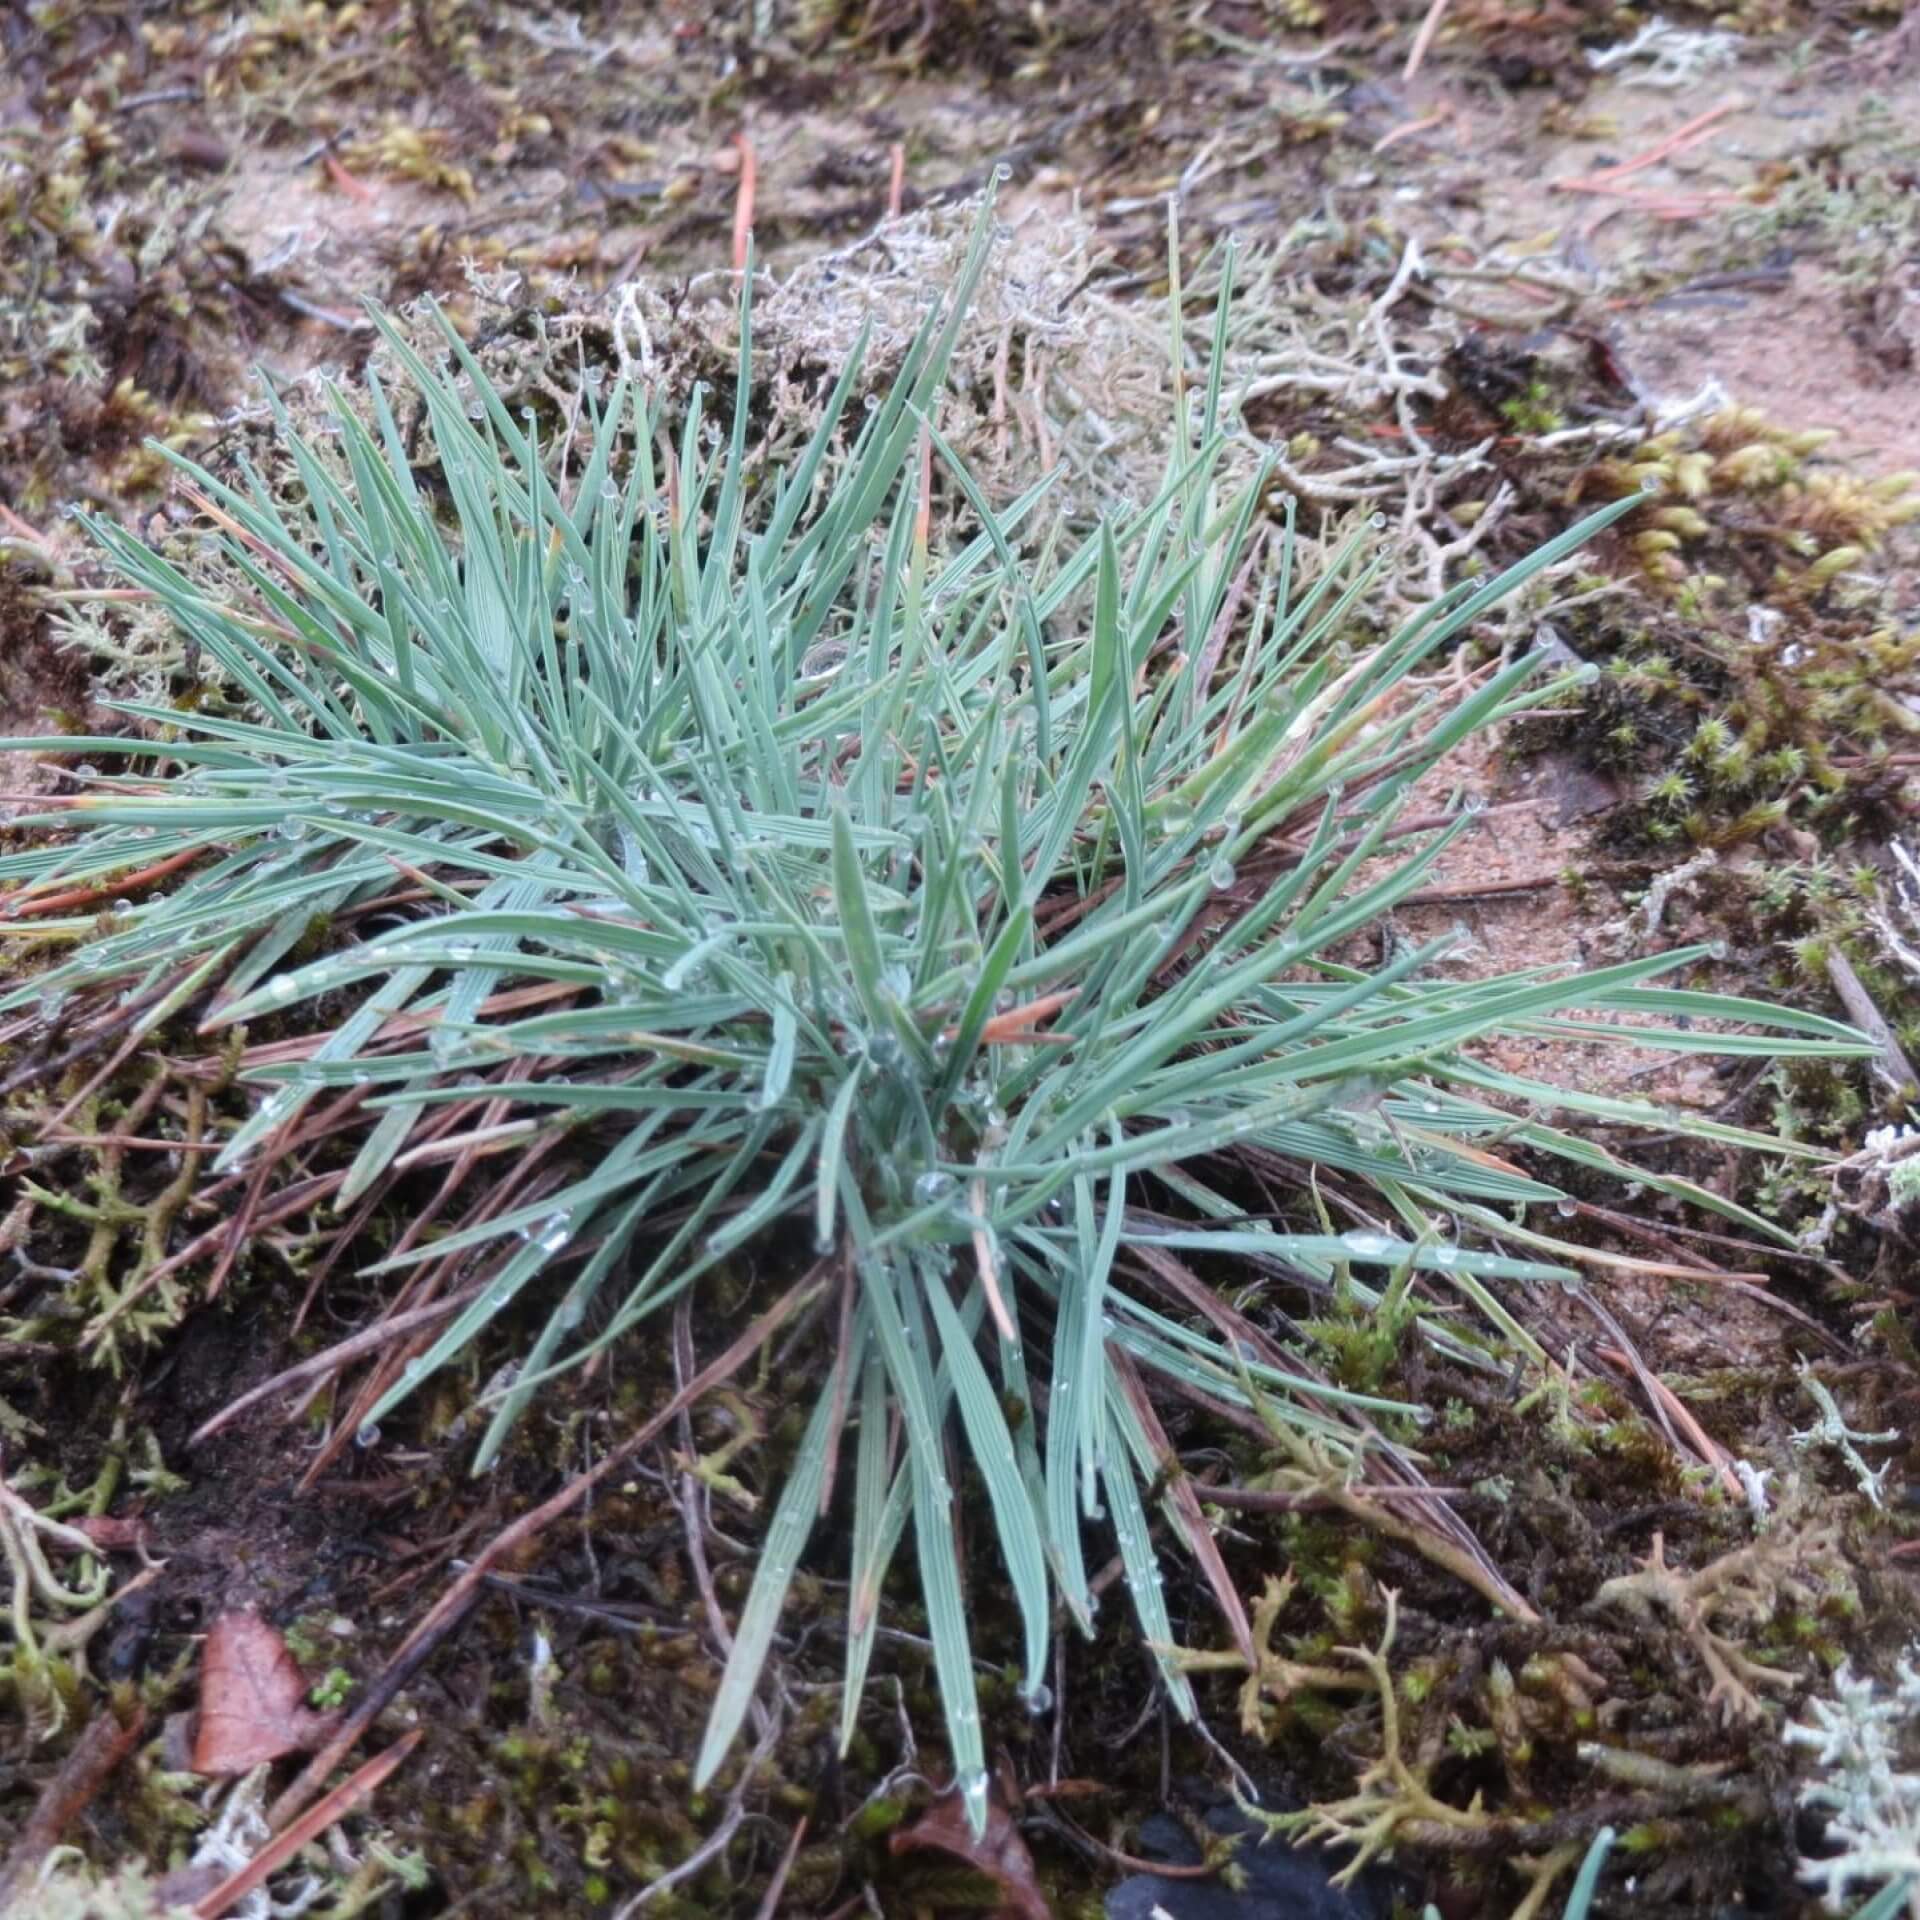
[0,203,1867,1831]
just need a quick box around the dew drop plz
[1555,1199,1578,1219]
[960,1767,991,1823]
[354,1423,381,1449]
[1208,857,1236,891]
[913,1171,957,1205]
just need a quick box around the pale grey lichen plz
[1788,1650,1920,1913]
[1791,1367,1901,1511]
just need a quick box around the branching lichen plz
[1788,1649,1920,1911]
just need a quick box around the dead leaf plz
[192,1613,337,1775]
[889,1788,1048,1920]
[68,1514,152,1553]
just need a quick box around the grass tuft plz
[0,200,1868,1830]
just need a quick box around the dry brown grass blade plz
[194,1731,422,1920]
[0,846,205,919]
[1403,0,1452,79]
[1112,1347,1255,1668]
[1125,1236,1537,1621]
[189,1284,489,1447]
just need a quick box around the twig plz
[614,1712,783,1916]
[0,1703,146,1913]
[114,84,202,112]
[1373,110,1451,154]
[1825,949,1917,1097]
[1552,99,1746,195]
[1403,0,1452,78]
[0,847,204,920]
[1200,1481,1468,1512]
[751,1815,808,1920]
[1032,1804,1218,1878]
[188,1284,488,1447]
[1399,871,1566,906]
[1594,1341,1742,1501]
[194,1732,422,1920]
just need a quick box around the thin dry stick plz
[1552,98,1745,193]
[1403,0,1452,79]
[886,142,906,218]
[1826,948,1918,1094]
[1200,1481,1467,1513]
[1373,109,1451,154]
[751,1815,809,1920]
[1399,872,1567,906]
[194,1732,422,1920]
[264,1268,823,1834]
[1613,1357,1741,1502]
[613,1712,783,1917]
[0,1703,147,1914]
[0,847,204,919]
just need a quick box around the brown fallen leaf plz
[192,1613,338,1775]
[68,1513,152,1553]
[889,1788,1048,1920]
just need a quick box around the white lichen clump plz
[1788,1649,1920,1912]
